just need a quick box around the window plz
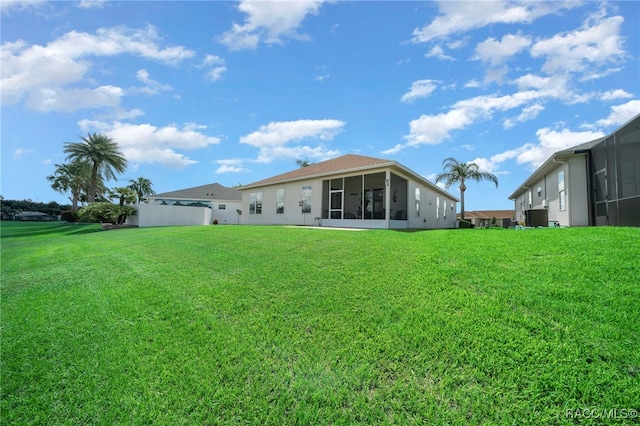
[436,196,440,219]
[443,200,446,219]
[218,204,226,210]
[276,189,284,214]
[558,171,566,211]
[415,188,420,216]
[301,186,311,214]
[249,192,262,214]
[537,185,542,196]
[528,190,532,208]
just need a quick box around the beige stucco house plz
[239,154,459,229]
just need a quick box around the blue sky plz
[2,0,639,211]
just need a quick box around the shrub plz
[61,210,78,222]
[458,219,475,229]
[212,219,218,225]
[77,203,136,224]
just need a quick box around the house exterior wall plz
[567,156,590,226]
[407,179,456,229]
[513,158,589,227]
[241,168,457,229]
[241,178,323,226]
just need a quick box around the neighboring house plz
[509,113,640,227]
[15,211,58,221]
[458,210,514,228]
[239,154,459,229]
[128,183,242,227]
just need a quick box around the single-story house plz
[127,183,242,227]
[239,154,459,229]
[509,113,640,227]
[457,210,515,228]
[15,211,58,221]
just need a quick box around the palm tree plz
[435,157,498,221]
[108,186,138,207]
[296,158,311,168]
[107,186,138,225]
[63,133,127,203]
[128,177,155,204]
[47,160,93,210]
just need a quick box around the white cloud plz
[503,103,545,128]
[78,120,220,168]
[596,100,640,127]
[13,148,33,159]
[218,0,326,51]
[473,126,605,175]
[0,0,46,13]
[474,33,531,67]
[1,25,194,111]
[200,55,227,81]
[401,79,438,103]
[26,85,124,112]
[425,45,454,61]
[134,69,172,95]
[600,89,634,101]
[412,0,581,43]
[447,101,637,175]
[518,127,605,167]
[412,1,579,43]
[530,13,625,78]
[387,87,556,154]
[77,0,107,9]
[240,119,345,163]
[215,159,249,174]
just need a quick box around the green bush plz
[77,202,136,224]
[458,219,475,228]
[60,210,78,222]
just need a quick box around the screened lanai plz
[321,172,408,222]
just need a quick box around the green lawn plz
[1,222,639,424]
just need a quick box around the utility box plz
[525,209,548,227]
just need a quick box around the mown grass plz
[1,222,639,424]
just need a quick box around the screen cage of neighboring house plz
[589,116,640,227]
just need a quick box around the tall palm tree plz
[128,177,155,204]
[435,157,498,221]
[47,160,93,210]
[63,133,127,203]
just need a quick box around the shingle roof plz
[241,154,394,188]
[150,183,241,201]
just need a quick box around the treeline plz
[1,198,72,216]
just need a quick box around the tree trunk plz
[88,161,99,203]
[459,180,467,221]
